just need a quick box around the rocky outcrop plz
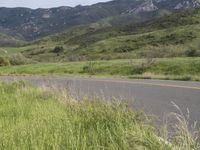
[175,0,200,9]
[129,0,158,13]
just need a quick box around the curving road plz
[0,76,200,126]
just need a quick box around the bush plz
[29,49,45,55]
[52,46,64,53]
[130,49,157,74]
[82,62,97,75]
[185,49,199,57]
[9,53,36,65]
[0,57,10,66]
[132,65,148,74]
[114,46,133,53]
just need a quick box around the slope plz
[19,9,200,62]
[0,33,25,47]
[1,0,200,40]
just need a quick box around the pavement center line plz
[1,76,200,90]
[77,78,200,90]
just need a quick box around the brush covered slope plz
[0,33,25,47]
[0,0,157,40]
[0,0,200,40]
[19,9,200,62]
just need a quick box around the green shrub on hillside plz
[185,49,200,57]
[0,57,10,66]
[9,53,36,65]
[52,46,64,53]
[114,46,133,53]
[82,61,98,75]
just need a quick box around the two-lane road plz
[0,76,200,125]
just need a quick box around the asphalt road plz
[0,76,200,126]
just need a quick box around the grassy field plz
[0,57,200,81]
[0,81,198,149]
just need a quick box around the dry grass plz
[163,102,200,150]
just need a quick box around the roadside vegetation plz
[0,57,200,81]
[0,81,198,149]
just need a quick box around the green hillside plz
[0,0,162,40]
[0,33,25,48]
[16,9,200,62]
[1,0,200,40]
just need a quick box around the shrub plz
[100,55,112,60]
[29,49,45,55]
[82,61,97,75]
[185,49,199,57]
[130,49,157,74]
[9,53,36,65]
[114,46,133,53]
[52,46,64,53]
[131,60,155,74]
[132,65,148,74]
[0,57,10,66]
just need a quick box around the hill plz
[0,0,200,40]
[19,9,200,62]
[0,33,25,47]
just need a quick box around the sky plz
[0,0,111,9]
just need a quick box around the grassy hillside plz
[0,33,25,47]
[1,57,200,81]
[15,9,200,62]
[0,81,198,149]
[0,47,28,57]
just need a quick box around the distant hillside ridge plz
[0,0,200,40]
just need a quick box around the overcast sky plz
[0,0,111,9]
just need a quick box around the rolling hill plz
[18,9,200,62]
[0,33,25,47]
[0,0,200,40]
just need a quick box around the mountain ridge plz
[0,0,200,41]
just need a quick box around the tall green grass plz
[0,81,164,149]
[0,58,200,81]
[0,81,199,149]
